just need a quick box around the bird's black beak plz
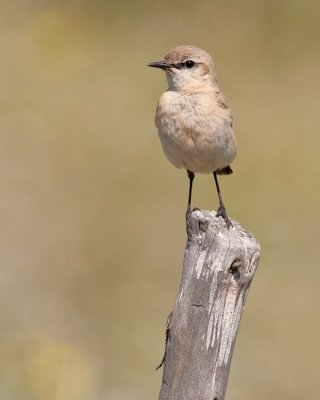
[148,60,171,70]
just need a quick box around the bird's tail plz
[215,165,233,175]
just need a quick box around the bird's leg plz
[213,172,232,228]
[187,170,195,211]
[186,170,195,234]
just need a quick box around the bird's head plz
[148,46,218,92]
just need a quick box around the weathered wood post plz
[158,209,260,400]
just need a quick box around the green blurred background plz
[1,0,320,399]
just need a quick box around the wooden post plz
[158,209,261,400]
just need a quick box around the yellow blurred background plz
[1,0,320,399]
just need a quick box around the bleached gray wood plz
[158,209,260,400]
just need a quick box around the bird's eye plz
[185,60,195,68]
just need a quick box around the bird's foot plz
[186,205,192,234]
[186,206,200,234]
[216,206,232,229]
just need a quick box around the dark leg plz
[213,172,232,228]
[187,170,195,209]
[186,170,195,235]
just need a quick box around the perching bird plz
[148,45,237,228]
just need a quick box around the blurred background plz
[1,0,320,399]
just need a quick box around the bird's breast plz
[155,91,236,173]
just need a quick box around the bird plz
[148,45,236,228]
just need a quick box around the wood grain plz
[158,209,260,400]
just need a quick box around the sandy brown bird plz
[148,45,236,227]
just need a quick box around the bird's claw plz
[186,206,192,234]
[216,206,232,229]
[186,206,200,234]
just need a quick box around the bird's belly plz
[157,112,236,174]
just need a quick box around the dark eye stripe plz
[173,60,196,69]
